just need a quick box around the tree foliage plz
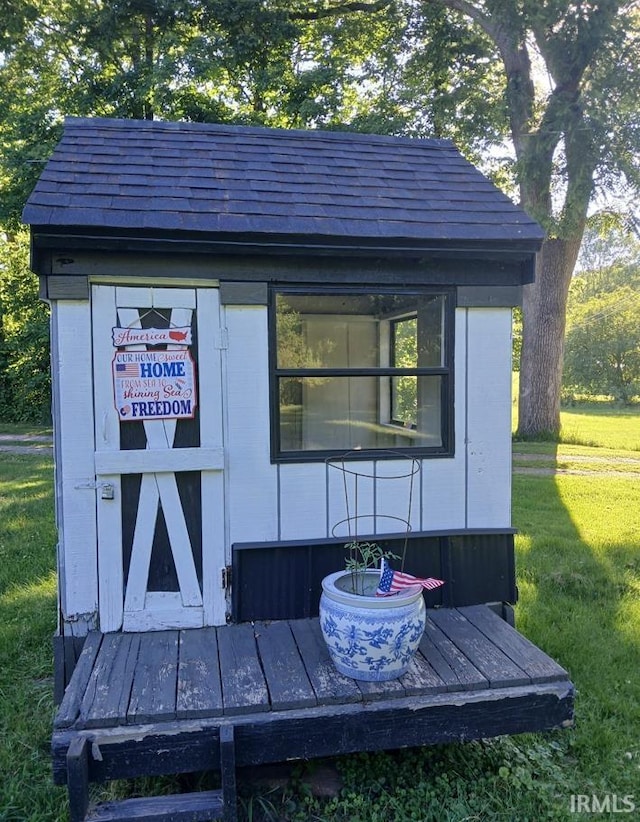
[0,0,639,426]
[0,231,51,422]
[564,279,640,404]
[420,0,640,436]
[563,229,640,404]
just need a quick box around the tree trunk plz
[517,236,582,437]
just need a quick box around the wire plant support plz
[326,451,421,593]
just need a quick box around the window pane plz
[276,293,445,369]
[279,376,442,453]
[392,317,418,368]
[391,376,442,437]
[391,375,417,425]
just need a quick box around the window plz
[271,289,454,461]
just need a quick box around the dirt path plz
[513,450,639,478]
[0,433,53,454]
[513,466,639,478]
[514,452,640,465]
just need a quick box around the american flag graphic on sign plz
[115,362,139,377]
[376,558,445,597]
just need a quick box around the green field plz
[558,404,640,450]
[0,415,639,821]
[511,374,640,451]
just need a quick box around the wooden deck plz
[53,606,574,821]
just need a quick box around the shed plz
[24,117,573,822]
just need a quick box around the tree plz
[564,281,640,404]
[423,0,640,436]
[0,230,51,422]
[563,227,640,403]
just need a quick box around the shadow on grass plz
[512,463,640,799]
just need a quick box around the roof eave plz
[28,224,544,262]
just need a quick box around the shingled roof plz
[23,117,543,252]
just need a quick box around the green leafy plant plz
[343,541,398,596]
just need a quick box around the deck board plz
[288,618,361,705]
[177,627,223,719]
[400,649,448,696]
[80,633,140,728]
[128,631,179,724]
[51,607,575,795]
[460,605,569,683]
[429,608,530,688]
[217,623,270,715]
[422,618,488,690]
[255,621,318,710]
[416,631,461,692]
[356,675,406,699]
[55,608,572,733]
[55,632,103,729]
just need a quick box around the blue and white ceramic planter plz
[319,570,426,682]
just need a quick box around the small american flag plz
[376,558,445,597]
[115,362,139,377]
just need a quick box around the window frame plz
[269,285,456,463]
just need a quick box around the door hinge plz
[221,565,232,589]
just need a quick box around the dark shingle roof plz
[23,117,544,248]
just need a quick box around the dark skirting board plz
[232,531,518,622]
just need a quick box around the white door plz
[91,285,226,631]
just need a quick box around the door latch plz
[74,480,115,499]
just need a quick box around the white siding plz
[51,300,98,624]
[224,306,278,543]
[54,299,513,592]
[375,459,422,536]
[52,287,515,638]
[91,285,124,631]
[465,308,513,527]
[278,463,328,541]
[420,308,467,530]
[327,459,376,540]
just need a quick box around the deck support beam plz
[220,725,238,822]
[66,736,90,822]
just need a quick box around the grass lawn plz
[0,452,61,821]
[0,415,639,821]
[558,405,640,451]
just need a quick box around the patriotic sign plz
[112,326,192,347]
[376,558,445,597]
[112,350,197,421]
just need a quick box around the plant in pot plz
[320,451,444,682]
[319,540,431,682]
